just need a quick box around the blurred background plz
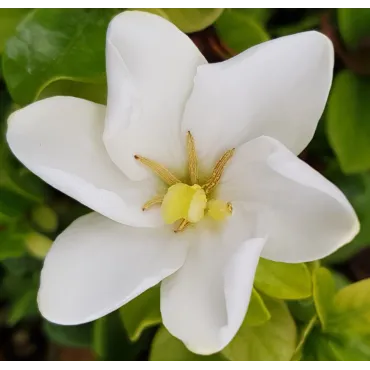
[1,8,370,361]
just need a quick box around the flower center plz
[135,132,234,232]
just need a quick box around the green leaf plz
[0,9,30,53]
[7,286,38,325]
[303,329,370,361]
[238,9,272,24]
[215,9,269,54]
[329,334,370,360]
[332,270,351,291]
[3,9,119,105]
[302,328,339,361]
[140,9,224,33]
[222,297,296,361]
[324,170,370,263]
[288,298,316,323]
[0,229,26,260]
[312,267,336,329]
[327,71,370,174]
[245,288,271,326]
[328,278,370,335]
[337,9,370,49]
[93,311,133,360]
[254,258,312,300]
[293,315,317,359]
[38,79,107,105]
[119,285,161,341]
[150,326,225,361]
[44,321,93,348]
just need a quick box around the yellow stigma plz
[135,132,235,232]
[161,184,207,224]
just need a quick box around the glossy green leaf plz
[215,9,269,53]
[245,288,271,326]
[140,9,224,33]
[222,297,296,361]
[337,9,370,49]
[7,286,38,325]
[327,70,370,174]
[38,79,107,105]
[119,285,161,341]
[93,311,133,360]
[0,9,30,53]
[313,267,336,329]
[3,9,119,105]
[150,326,225,361]
[44,321,93,348]
[254,258,312,299]
[328,278,370,335]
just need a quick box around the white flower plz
[6,11,359,355]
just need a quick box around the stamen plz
[187,131,198,185]
[134,155,181,186]
[203,148,235,194]
[142,195,164,211]
[174,219,190,233]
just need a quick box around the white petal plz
[7,96,162,228]
[104,11,207,181]
[218,136,359,263]
[181,31,333,173]
[161,205,266,355]
[38,212,189,325]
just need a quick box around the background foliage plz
[1,8,370,361]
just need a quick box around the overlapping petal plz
[104,11,207,181]
[218,136,359,263]
[161,205,266,354]
[7,96,162,227]
[38,212,189,325]
[181,31,333,174]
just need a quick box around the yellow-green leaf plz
[222,297,296,361]
[254,258,312,299]
[313,267,336,329]
[119,285,161,341]
[150,326,226,361]
[245,289,271,326]
[215,9,269,54]
[139,9,223,33]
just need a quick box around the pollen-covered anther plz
[137,132,234,232]
[142,195,164,211]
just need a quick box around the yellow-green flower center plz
[135,132,234,232]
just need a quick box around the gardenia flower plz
[6,11,359,355]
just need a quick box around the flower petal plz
[181,31,333,173]
[160,205,266,354]
[38,212,189,325]
[7,96,162,227]
[218,136,359,263]
[104,11,207,181]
